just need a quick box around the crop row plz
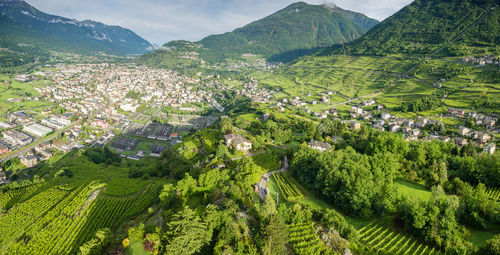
[273,172,303,201]
[288,222,335,255]
[71,184,159,253]
[485,187,500,201]
[356,222,440,255]
[0,183,48,210]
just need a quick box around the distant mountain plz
[323,0,500,56]
[139,2,378,66]
[0,0,153,55]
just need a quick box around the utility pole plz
[276,191,279,206]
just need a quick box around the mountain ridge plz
[0,0,153,55]
[138,2,379,67]
[321,0,500,56]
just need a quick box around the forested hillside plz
[323,0,500,56]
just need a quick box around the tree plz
[159,184,176,207]
[261,194,277,219]
[176,173,198,197]
[165,206,211,255]
[481,234,500,255]
[215,143,227,158]
[262,214,288,255]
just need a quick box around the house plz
[381,112,391,120]
[91,118,109,129]
[483,119,496,128]
[350,121,361,130]
[19,155,38,168]
[416,117,429,128]
[0,144,8,155]
[308,140,332,152]
[329,108,338,116]
[390,124,400,133]
[448,108,465,117]
[262,113,270,121]
[351,106,363,115]
[484,143,496,155]
[476,133,490,143]
[458,126,470,136]
[224,134,252,152]
[0,170,6,184]
[454,137,468,147]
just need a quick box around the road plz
[256,156,288,201]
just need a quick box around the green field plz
[395,180,432,201]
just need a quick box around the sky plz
[27,0,413,45]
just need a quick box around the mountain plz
[139,2,378,66]
[323,0,500,56]
[0,0,153,55]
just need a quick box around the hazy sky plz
[27,0,412,45]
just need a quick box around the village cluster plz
[0,60,498,184]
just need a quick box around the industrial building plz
[2,130,32,146]
[23,123,53,137]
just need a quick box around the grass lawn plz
[468,229,498,248]
[395,180,432,201]
[126,239,151,255]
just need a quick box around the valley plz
[0,0,499,255]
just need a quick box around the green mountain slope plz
[138,2,378,67]
[0,0,153,56]
[323,0,499,56]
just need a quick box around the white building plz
[23,123,53,137]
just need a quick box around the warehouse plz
[23,123,53,137]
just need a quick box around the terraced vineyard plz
[273,172,303,201]
[288,222,335,255]
[0,182,48,210]
[485,187,500,201]
[0,182,158,255]
[356,222,440,255]
[71,184,159,253]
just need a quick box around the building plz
[350,121,361,130]
[458,126,470,136]
[2,130,32,146]
[120,103,139,112]
[454,137,468,147]
[23,123,53,137]
[224,134,253,152]
[381,112,391,120]
[448,108,465,117]
[0,121,15,129]
[9,111,31,124]
[0,144,8,155]
[19,155,38,168]
[308,140,332,152]
[484,143,496,155]
[416,117,429,128]
[34,142,52,153]
[91,118,109,129]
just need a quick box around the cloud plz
[26,0,412,45]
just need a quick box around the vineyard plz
[0,183,49,211]
[356,222,440,255]
[70,184,160,253]
[288,222,335,255]
[485,187,500,201]
[0,182,159,255]
[273,172,303,201]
